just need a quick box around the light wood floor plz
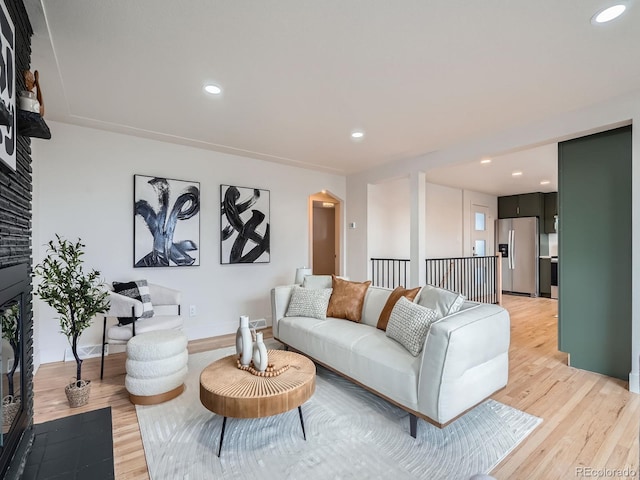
[33,296,640,479]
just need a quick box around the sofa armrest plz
[271,285,295,338]
[105,290,144,318]
[417,303,510,424]
[149,284,181,306]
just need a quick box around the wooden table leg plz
[217,417,227,457]
[298,406,306,440]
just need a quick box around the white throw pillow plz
[285,286,333,320]
[416,284,465,319]
[385,297,439,356]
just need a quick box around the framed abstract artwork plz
[134,175,200,267]
[0,0,15,171]
[220,184,270,264]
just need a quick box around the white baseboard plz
[629,371,639,393]
[63,344,105,362]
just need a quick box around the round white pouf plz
[125,330,188,405]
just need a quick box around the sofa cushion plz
[348,329,422,408]
[386,297,439,356]
[278,316,372,374]
[326,276,371,322]
[112,280,154,324]
[285,286,332,320]
[416,284,465,319]
[377,286,421,331]
[277,315,420,408]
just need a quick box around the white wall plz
[346,87,640,392]
[425,183,464,258]
[367,177,410,259]
[32,122,345,366]
[366,179,491,260]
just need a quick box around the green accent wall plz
[558,125,632,380]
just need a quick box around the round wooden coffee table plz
[200,349,315,456]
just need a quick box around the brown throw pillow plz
[376,286,421,331]
[326,275,371,322]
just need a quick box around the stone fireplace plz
[0,1,35,477]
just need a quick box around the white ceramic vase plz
[236,315,253,366]
[252,332,268,372]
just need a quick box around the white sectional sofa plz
[271,280,510,436]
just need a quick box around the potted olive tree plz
[34,235,109,407]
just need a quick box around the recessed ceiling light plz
[204,84,222,95]
[512,171,523,177]
[540,180,551,185]
[592,4,627,24]
[351,130,365,140]
[480,159,492,164]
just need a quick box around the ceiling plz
[25,1,640,178]
[426,143,558,196]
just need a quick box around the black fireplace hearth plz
[0,263,33,478]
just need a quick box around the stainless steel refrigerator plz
[496,217,539,296]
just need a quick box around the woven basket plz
[2,395,21,426]
[65,379,91,408]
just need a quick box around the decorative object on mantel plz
[134,175,200,268]
[34,235,109,407]
[220,184,270,264]
[0,0,16,170]
[251,331,268,372]
[17,70,51,139]
[235,315,253,366]
[294,267,312,285]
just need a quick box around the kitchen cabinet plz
[539,258,551,297]
[498,192,543,219]
[543,192,558,233]
[497,196,518,218]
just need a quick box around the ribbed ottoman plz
[125,330,188,405]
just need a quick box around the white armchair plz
[100,283,184,379]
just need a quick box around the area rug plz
[136,344,541,480]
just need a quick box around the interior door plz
[470,205,492,300]
[471,205,491,257]
[312,203,336,275]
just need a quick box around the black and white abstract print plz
[220,185,270,264]
[134,175,200,267]
[0,0,15,171]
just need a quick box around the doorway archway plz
[309,191,342,275]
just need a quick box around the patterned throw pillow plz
[112,280,154,325]
[285,286,333,320]
[386,297,439,356]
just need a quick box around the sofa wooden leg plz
[410,414,417,438]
